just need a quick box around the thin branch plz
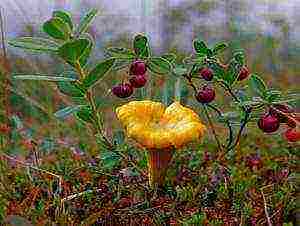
[1,153,62,197]
[261,188,273,226]
[203,105,223,152]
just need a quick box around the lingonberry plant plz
[3,8,299,225]
[8,8,299,168]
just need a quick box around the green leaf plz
[147,57,172,74]
[112,58,132,70]
[133,34,150,58]
[212,42,228,55]
[53,10,73,30]
[8,37,59,53]
[234,51,245,65]
[265,89,282,103]
[161,53,176,64]
[208,61,226,79]
[43,17,71,40]
[57,81,85,97]
[249,74,267,97]
[100,150,121,171]
[13,74,76,82]
[75,8,98,36]
[106,47,135,59]
[54,105,82,119]
[75,106,94,123]
[193,39,210,55]
[173,65,188,76]
[78,33,94,66]
[58,38,90,64]
[82,58,115,88]
[224,59,241,85]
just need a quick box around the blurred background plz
[1,0,299,147]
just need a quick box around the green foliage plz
[53,10,73,31]
[133,34,150,58]
[43,17,71,40]
[212,42,228,55]
[249,74,267,98]
[193,39,211,56]
[54,105,83,119]
[106,47,135,59]
[58,38,91,64]
[147,57,172,75]
[75,105,94,123]
[8,37,59,53]
[82,58,115,88]
[75,8,98,36]
[12,74,76,82]
[182,212,206,226]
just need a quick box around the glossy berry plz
[129,60,147,75]
[258,114,280,133]
[112,83,133,98]
[200,67,213,81]
[237,66,250,81]
[129,74,147,88]
[195,85,215,103]
[284,128,300,142]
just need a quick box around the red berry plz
[195,85,215,103]
[200,67,213,81]
[129,74,147,88]
[237,66,250,81]
[112,83,133,98]
[245,154,262,170]
[130,60,146,75]
[258,114,280,133]
[0,124,10,134]
[284,128,300,142]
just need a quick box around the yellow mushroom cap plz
[116,100,206,149]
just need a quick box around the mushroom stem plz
[147,149,174,188]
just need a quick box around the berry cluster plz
[195,65,250,104]
[112,60,147,98]
[258,104,299,142]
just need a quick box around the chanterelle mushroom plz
[116,100,206,187]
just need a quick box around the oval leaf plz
[212,42,228,55]
[13,75,76,82]
[249,74,267,97]
[193,39,209,55]
[106,47,135,59]
[133,34,150,58]
[147,57,172,75]
[54,105,82,119]
[8,37,59,53]
[82,58,115,88]
[75,8,98,36]
[43,17,71,40]
[76,105,94,123]
[53,10,73,30]
[58,38,90,64]
[57,81,85,97]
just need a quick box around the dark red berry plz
[112,83,133,98]
[130,60,146,75]
[195,86,215,103]
[284,128,300,142]
[129,74,147,88]
[237,66,250,81]
[245,154,262,170]
[200,67,213,81]
[258,114,280,133]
